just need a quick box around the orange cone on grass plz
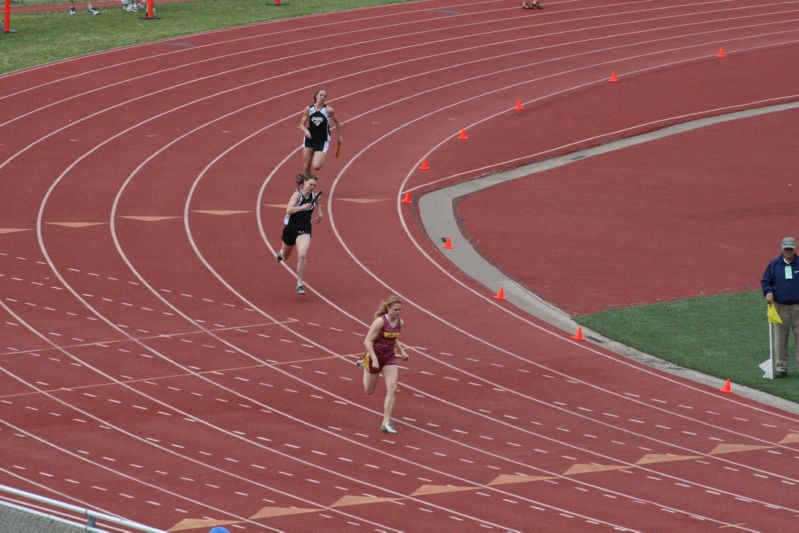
[571,326,584,341]
[719,378,732,394]
[493,287,505,300]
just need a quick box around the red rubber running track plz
[1,1,798,531]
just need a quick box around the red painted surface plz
[456,47,799,315]
[1,1,798,531]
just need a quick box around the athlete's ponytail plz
[374,295,402,318]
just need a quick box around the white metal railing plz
[0,485,167,533]
[0,497,108,532]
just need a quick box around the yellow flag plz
[767,303,783,324]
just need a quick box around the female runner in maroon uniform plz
[359,296,409,434]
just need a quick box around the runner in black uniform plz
[276,174,323,295]
[299,89,342,175]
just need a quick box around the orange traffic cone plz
[513,99,524,110]
[719,378,731,394]
[716,47,725,58]
[571,327,584,341]
[609,71,619,83]
[401,192,412,204]
[493,287,505,300]
[443,237,454,249]
[419,159,430,170]
[457,129,469,140]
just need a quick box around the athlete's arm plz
[328,106,342,144]
[396,319,409,360]
[313,201,324,224]
[364,318,383,370]
[299,110,311,138]
[284,191,304,214]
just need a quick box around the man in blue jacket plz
[762,236,799,378]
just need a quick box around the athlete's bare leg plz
[381,365,399,425]
[294,234,311,286]
[310,151,326,173]
[302,147,315,174]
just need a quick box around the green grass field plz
[1,0,410,74]
[4,0,796,406]
[577,291,798,404]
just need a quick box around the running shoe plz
[296,284,305,295]
[380,423,398,435]
[275,253,283,263]
[88,7,100,15]
[356,353,370,369]
[69,6,77,15]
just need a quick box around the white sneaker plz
[69,6,77,15]
[87,7,100,15]
[380,423,398,435]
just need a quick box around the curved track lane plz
[2,1,799,531]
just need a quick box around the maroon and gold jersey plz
[373,315,400,356]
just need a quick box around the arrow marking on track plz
[249,506,319,519]
[168,518,242,531]
[563,463,629,475]
[119,215,181,222]
[489,473,555,485]
[779,433,799,444]
[46,222,106,228]
[636,453,701,465]
[337,198,389,203]
[411,484,475,496]
[331,495,401,507]
[709,443,774,455]
[193,210,251,216]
